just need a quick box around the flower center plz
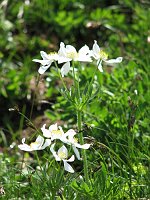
[58,152,67,159]
[52,130,62,136]
[48,52,57,56]
[67,52,78,59]
[73,137,78,143]
[30,142,39,149]
[48,52,58,60]
[99,50,108,60]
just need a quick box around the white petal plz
[18,144,32,152]
[72,146,81,160]
[35,135,44,148]
[66,45,77,53]
[32,58,42,63]
[58,145,68,158]
[98,61,103,72]
[40,51,50,60]
[65,129,77,139]
[82,143,91,149]
[22,138,26,144]
[66,155,75,162]
[58,42,66,57]
[50,53,59,61]
[57,56,71,64]
[41,139,51,149]
[50,143,61,161]
[60,42,65,48]
[33,59,50,66]
[58,126,64,134]
[77,55,92,62]
[105,57,123,64]
[38,64,51,74]
[78,45,90,54]
[41,124,51,138]
[93,40,100,55]
[49,123,58,132]
[63,161,74,173]
[18,136,45,151]
[88,50,95,57]
[61,62,70,77]
[75,143,91,149]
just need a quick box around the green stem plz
[35,151,42,170]
[72,61,75,80]
[77,110,89,183]
[54,61,68,92]
[72,61,81,106]
[77,71,81,102]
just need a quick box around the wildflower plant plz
[18,40,122,182]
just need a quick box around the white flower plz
[33,51,58,74]
[58,42,92,77]
[58,42,72,63]
[18,135,51,151]
[91,40,123,72]
[41,123,65,141]
[63,129,91,160]
[50,144,75,173]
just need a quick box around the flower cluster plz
[33,40,122,76]
[18,40,123,174]
[18,123,91,173]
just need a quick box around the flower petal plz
[22,138,26,144]
[105,57,123,64]
[72,146,81,160]
[18,143,32,152]
[32,59,50,66]
[66,155,75,162]
[78,45,90,55]
[75,143,91,149]
[49,123,58,132]
[38,64,51,74]
[93,40,100,55]
[50,143,61,161]
[77,55,92,62]
[41,139,51,149]
[66,45,77,53]
[61,62,70,77]
[41,124,51,138]
[63,160,74,173]
[57,56,71,64]
[58,145,68,158]
[40,51,50,60]
[64,129,77,140]
[35,135,44,148]
[58,42,66,57]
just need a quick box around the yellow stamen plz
[52,130,62,135]
[48,52,57,56]
[67,52,78,59]
[58,152,67,159]
[30,142,38,148]
[73,137,78,143]
[99,50,108,60]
